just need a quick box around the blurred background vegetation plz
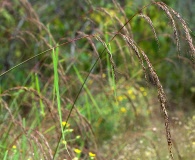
[0,0,195,159]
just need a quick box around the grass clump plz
[0,0,195,159]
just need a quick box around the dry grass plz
[0,1,194,159]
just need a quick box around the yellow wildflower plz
[120,107,127,113]
[62,121,70,127]
[139,87,145,92]
[127,89,133,95]
[12,145,17,149]
[89,152,96,157]
[117,95,126,101]
[74,148,81,154]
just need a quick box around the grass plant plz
[0,1,195,160]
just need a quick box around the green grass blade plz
[35,73,45,116]
[3,150,8,160]
[73,65,102,115]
